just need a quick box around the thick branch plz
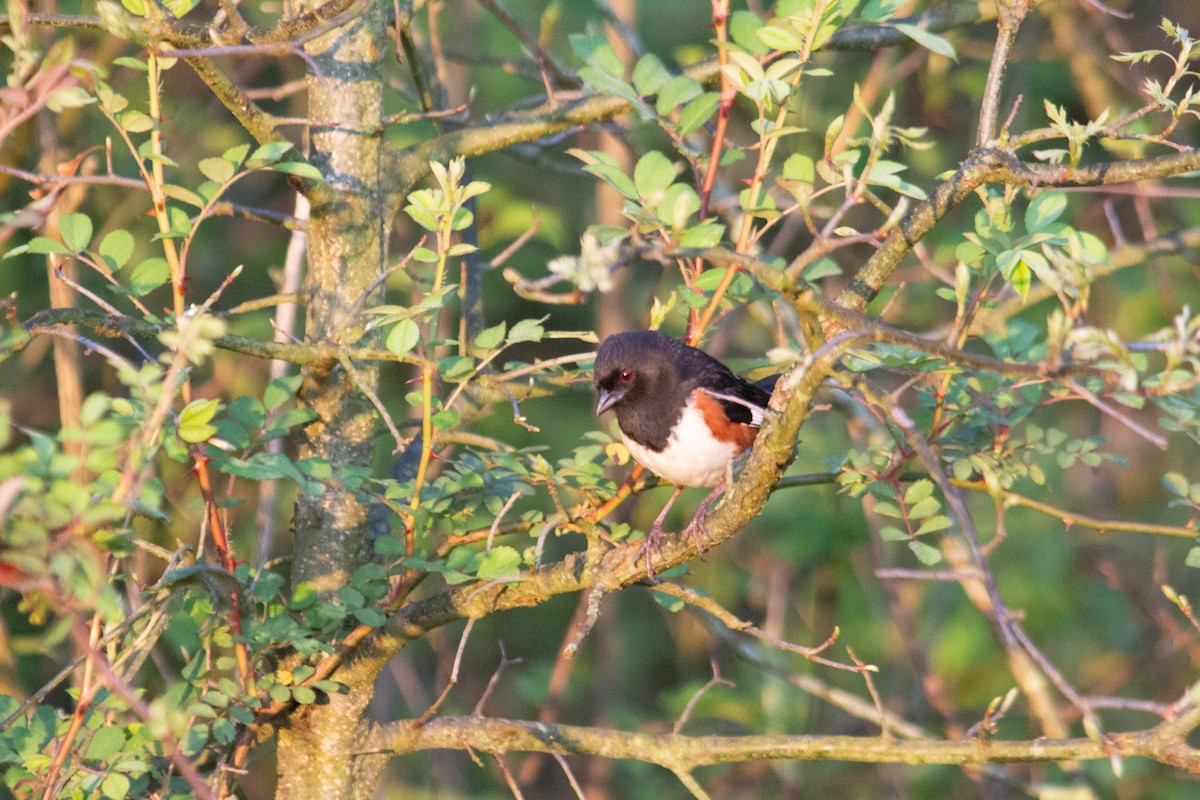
[977,0,1029,147]
[365,714,1200,773]
[18,0,358,47]
[19,307,343,367]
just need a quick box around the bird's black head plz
[593,331,680,417]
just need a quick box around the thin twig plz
[1063,377,1168,450]
[342,356,406,452]
[494,754,527,800]
[487,491,523,554]
[413,617,476,728]
[674,658,733,735]
[551,751,586,800]
[977,0,1029,147]
[875,567,983,582]
[651,582,859,672]
[474,641,522,716]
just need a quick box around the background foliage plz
[4,0,1200,798]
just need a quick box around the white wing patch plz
[697,387,767,427]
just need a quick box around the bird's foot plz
[636,521,666,581]
[684,482,726,556]
[682,506,709,558]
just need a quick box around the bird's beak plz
[595,388,623,416]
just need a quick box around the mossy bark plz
[277,3,389,797]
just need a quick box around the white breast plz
[621,399,740,487]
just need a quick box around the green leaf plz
[46,86,95,113]
[248,141,294,165]
[386,319,421,358]
[908,539,943,565]
[729,11,770,55]
[694,269,734,291]
[507,318,546,344]
[873,500,902,518]
[161,0,199,17]
[477,546,522,581]
[101,772,131,800]
[212,717,236,745]
[757,25,804,51]
[656,75,703,115]
[447,242,477,257]
[802,258,841,279]
[652,590,686,612]
[217,452,306,483]
[783,153,815,183]
[86,727,126,763]
[997,251,1031,301]
[903,479,935,504]
[439,355,475,380]
[676,92,721,136]
[1185,546,1200,569]
[915,515,953,536]
[228,705,254,725]
[578,66,639,104]
[199,157,235,184]
[290,582,318,610]
[1025,192,1068,232]
[291,685,317,705]
[20,236,71,256]
[353,606,386,626]
[678,222,725,249]
[99,229,134,268]
[249,572,285,605]
[178,398,221,443]
[170,182,210,207]
[893,23,958,61]
[223,143,251,168]
[127,257,169,295]
[118,110,154,132]
[272,161,325,180]
[570,34,624,78]
[907,497,941,519]
[113,56,149,71]
[571,149,639,200]
[878,525,908,542]
[1162,472,1190,497]
[656,183,700,229]
[264,375,301,409]
[634,151,676,199]
[180,724,209,757]
[474,321,506,351]
[860,0,903,22]
[59,212,93,252]
[632,53,672,96]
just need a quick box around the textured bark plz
[277,2,388,797]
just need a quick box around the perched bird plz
[593,330,777,575]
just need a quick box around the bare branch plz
[365,712,1200,772]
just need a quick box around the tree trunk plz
[276,3,389,797]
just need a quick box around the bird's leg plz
[638,485,684,580]
[682,482,726,556]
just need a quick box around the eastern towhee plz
[594,330,778,575]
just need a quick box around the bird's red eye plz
[619,369,633,382]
